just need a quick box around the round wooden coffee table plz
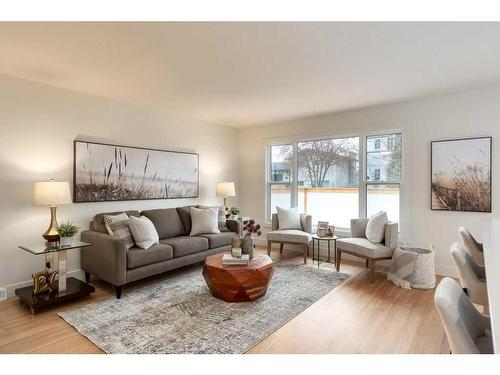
[202,253,274,302]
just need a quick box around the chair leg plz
[267,241,272,256]
[369,260,376,283]
[336,249,341,271]
[303,244,307,264]
[280,243,284,254]
[366,259,369,268]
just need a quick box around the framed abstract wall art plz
[74,141,199,202]
[431,137,491,212]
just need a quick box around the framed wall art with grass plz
[431,136,491,212]
[74,141,199,202]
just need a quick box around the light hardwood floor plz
[0,247,449,354]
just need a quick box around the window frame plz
[266,129,405,234]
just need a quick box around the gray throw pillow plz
[190,207,221,236]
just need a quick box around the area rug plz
[59,263,349,354]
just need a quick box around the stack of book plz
[222,253,250,265]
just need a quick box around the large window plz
[365,133,402,224]
[267,132,402,231]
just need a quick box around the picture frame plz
[74,140,199,202]
[431,136,492,212]
[317,221,329,237]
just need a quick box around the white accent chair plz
[459,227,484,266]
[336,218,398,283]
[267,213,312,264]
[434,277,493,354]
[450,242,489,314]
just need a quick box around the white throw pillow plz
[129,216,159,249]
[365,211,388,243]
[276,206,302,230]
[190,207,221,236]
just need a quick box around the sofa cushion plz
[337,237,393,258]
[141,208,186,239]
[267,229,312,244]
[160,236,209,257]
[176,205,195,234]
[127,243,174,269]
[197,232,235,248]
[92,210,140,233]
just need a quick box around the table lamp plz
[216,182,236,212]
[33,180,72,243]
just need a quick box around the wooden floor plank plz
[0,247,448,354]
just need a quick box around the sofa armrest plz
[351,219,369,238]
[300,214,313,234]
[80,230,128,286]
[226,219,242,235]
[384,222,398,250]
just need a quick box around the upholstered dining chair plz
[434,277,493,354]
[450,242,489,314]
[267,213,312,264]
[459,227,485,266]
[336,218,398,283]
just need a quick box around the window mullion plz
[359,135,367,219]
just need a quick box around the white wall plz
[238,86,500,276]
[0,74,239,295]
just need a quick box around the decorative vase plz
[60,236,73,246]
[242,235,254,259]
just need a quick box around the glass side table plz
[16,240,95,314]
[311,234,338,268]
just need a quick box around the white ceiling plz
[1,22,500,127]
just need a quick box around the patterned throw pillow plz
[104,214,135,249]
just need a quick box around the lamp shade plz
[216,182,236,198]
[33,180,72,206]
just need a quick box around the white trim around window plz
[265,127,407,237]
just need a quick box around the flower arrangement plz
[242,219,262,237]
[229,206,240,216]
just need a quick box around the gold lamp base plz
[43,206,60,243]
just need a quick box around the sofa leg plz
[115,286,123,299]
[369,260,376,283]
[366,259,369,268]
[84,272,90,283]
[336,250,341,271]
[303,244,307,264]
[267,241,272,256]
[280,243,284,254]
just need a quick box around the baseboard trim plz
[3,269,84,299]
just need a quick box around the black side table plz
[311,235,338,268]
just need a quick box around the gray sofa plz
[81,206,241,298]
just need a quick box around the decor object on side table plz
[203,253,274,302]
[216,181,236,216]
[32,270,49,295]
[241,219,262,259]
[17,240,94,314]
[32,180,72,243]
[431,137,491,212]
[317,221,329,237]
[74,140,199,202]
[229,206,240,220]
[57,221,80,246]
